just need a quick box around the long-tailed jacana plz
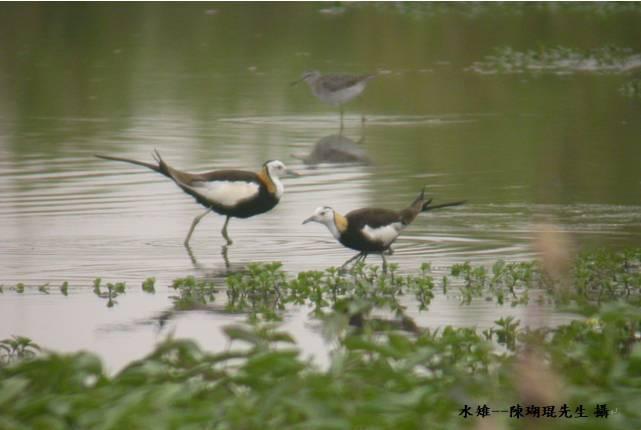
[303,187,465,269]
[96,150,298,245]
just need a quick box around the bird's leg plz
[381,253,388,273]
[341,252,363,270]
[350,252,369,272]
[221,216,233,245]
[221,244,230,269]
[185,243,198,266]
[359,252,369,265]
[357,115,367,144]
[339,105,344,132]
[184,208,211,246]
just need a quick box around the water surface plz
[1,3,640,370]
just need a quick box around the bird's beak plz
[302,215,316,225]
[290,77,303,87]
[285,169,301,178]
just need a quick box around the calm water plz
[1,3,640,371]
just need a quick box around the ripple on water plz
[217,113,486,128]
[2,150,639,283]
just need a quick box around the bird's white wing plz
[189,180,260,207]
[361,222,404,246]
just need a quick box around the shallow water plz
[1,3,640,371]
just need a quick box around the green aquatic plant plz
[60,281,69,296]
[157,249,641,325]
[493,316,520,351]
[620,78,641,99]
[170,275,217,310]
[446,250,641,311]
[379,2,641,19]
[141,277,156,294]
[469,45,641,75]
[226,262,288,320]
[92,278,127,308]
[0,323,495,429]
[2,300,640,429]
[2,249,640,326]
[407,263,436,311]
[451,261,487,304]
[92,278,101,295]
[571,248,641,310]
[0,336,40,366]
[2,247,641,427]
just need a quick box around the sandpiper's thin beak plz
[302,216,315,225]
[285,169,301,178]
[290,78,303,87]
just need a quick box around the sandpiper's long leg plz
[381,253,388,273]
[221,216,233,245]
[339,105,344,131]
[341,252,363,270]
[184,208,211,246]
[359,115,367,141]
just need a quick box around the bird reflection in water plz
[292,131,370,167]
[185,242,239,274]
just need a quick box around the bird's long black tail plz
[422,200,466,212]
[400,186,465,224]
[95,154,161,174]
[151,149,173,178]
[96,151,207,207]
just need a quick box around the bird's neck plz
[257,167,284,199]
[327,212,347,239]
[309,78,323,94]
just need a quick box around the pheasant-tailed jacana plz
[96,150,298,245]
[303,187,465,269]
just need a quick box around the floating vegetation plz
[59,281,69,296]
[141,277,156,294]
[451,260,540,306]
[92,278,127,308]
[216,249,641,322]
[2,249,640,320]
[377,2,641,20]
[169,276,218,310]
[226,262,287,320]
[620,78,641,99]
[0,336,40,366]
[1,299,640,429]
[1,248,641,428]
[468,45,641,75]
